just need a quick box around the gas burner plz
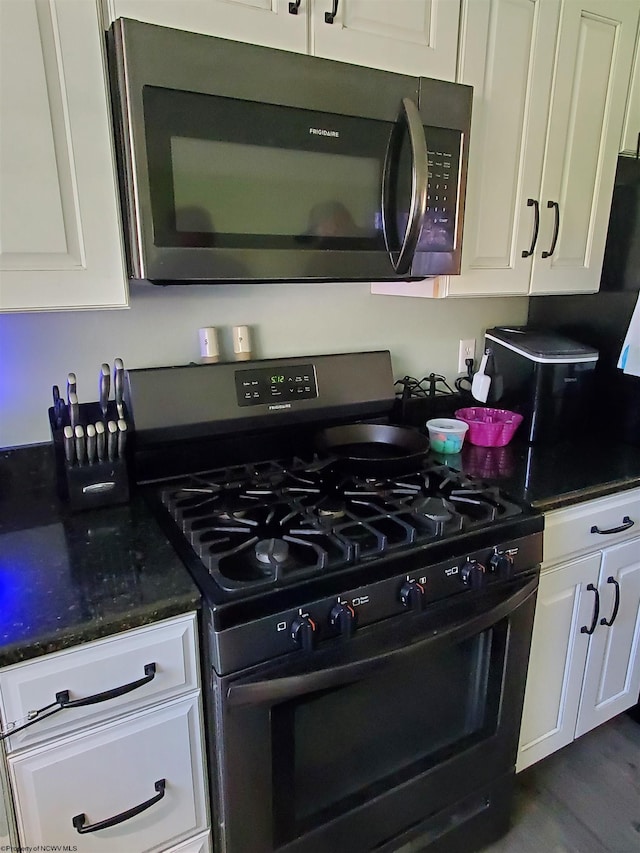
[317,500,347,520]
[410,496,453,523]
[255,538,290,565]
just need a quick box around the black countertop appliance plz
[528,292,640,448]
[484,326,599,444]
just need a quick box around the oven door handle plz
[381,97,428,276]
[226,576,538,707]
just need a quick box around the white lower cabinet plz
[9,696,208,852]
[517,489,640,771]
[0,613,210,853]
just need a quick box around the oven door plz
[212,572,538,853]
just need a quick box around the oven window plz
[272,625,506,842]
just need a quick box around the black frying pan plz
[314,423,429,476]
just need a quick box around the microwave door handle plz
[381,97,429,276]
[226,576,538,708]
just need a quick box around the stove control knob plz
[488,550,513,577]
[330,601,357,638]
[400,580,426,611]
[460,559,485,589]
[291,615,317,652]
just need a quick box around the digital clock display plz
[235,363,317,407]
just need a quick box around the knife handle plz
[113,358,124,412]
[74,425,86,467]
[68,392,80,430]
[67,372,77,406]
[100,363,111,418]
[95,421,106,462]
[63,425,75,465]
[107,420,118,462]
[117,419,127,459]
[53,385,66,428]
[86,423,97,465]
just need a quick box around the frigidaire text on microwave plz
[107,19,473,285]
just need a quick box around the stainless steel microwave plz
[107,19,472,285]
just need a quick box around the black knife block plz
[49,402,130,512]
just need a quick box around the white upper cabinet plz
[620,14,640,155]
[104,0,307,53]
[447,0,558,297]
[0,0,128,312]
[310,0,460,79]
[529,0,639,295]
[447,0,639,298]
[106,0,460,79]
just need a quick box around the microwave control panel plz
[236,363,318,407]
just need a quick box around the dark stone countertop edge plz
[531,476,640,513]
[0,592,202,669]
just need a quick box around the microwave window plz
[170,137,380,241]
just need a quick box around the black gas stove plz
[127,351,542,665]
[125,351,543,853]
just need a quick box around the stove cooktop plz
[156,454,525,597]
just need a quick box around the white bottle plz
[199,327,220,363]
[233,325,252,361]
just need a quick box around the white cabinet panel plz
[9,696,208,853]
[543,487,640,567]
[0,0,128,311]
[530,0,639,295]
[107,0,460,78]
[517,554,600,771]
[165,830,211,853]
[518,490,640,772]
[576,540,640,736]
[621,18,640,154]
[311,0,460,79]
[0,613,199,752]
[408,0,639,300]
[107,0,307,52]
[448,0,558,297]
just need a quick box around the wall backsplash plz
[0,281,528,448]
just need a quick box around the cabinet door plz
[621,18,640,155]
[529,0,640,295]
[9,696,208,853]
[576,538,640,737]
[517,553,601,772]
[0,0,127,311]
[311,0,460,79]
[106,0,307,52]
[447,0,559,297]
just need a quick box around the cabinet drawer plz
[0,613,198,752]
[543,488,640,568]
[164,830,211,853]
[9,695,208,853]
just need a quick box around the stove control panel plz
[212,530,543,675]
[236,363,318,407]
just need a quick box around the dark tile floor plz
[482,713,640,853]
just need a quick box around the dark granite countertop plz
[397,394,640,511]
[0,445,200,667]
[444,436,640,511]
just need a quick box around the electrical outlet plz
[458,339,476,374]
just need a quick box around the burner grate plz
[159,456,522,594]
